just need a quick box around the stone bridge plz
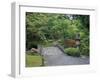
[41,47,89,66]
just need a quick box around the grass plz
[26,54,43,67]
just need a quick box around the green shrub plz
[80,47,89,56]
[80,38,89,56]
[43,41,53,47]
[64,48,80,57]
[80,44,89,56]
[57,39,64,46]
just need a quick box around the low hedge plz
[64,48,80,57]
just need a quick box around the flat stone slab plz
[42,47,62,55]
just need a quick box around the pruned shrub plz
[64,48,80,57]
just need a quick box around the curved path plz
[41,47,89,66]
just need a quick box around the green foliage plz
[43,40,53,47]
[26,12,90,57]
[26,12,70,49]
[64,48,80,57]
[57,39,64,46]
[80,37,89,56]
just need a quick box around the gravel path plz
[42,47,89,66]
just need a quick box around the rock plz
[31,48,39,53]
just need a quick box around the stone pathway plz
[41,47,89,66]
